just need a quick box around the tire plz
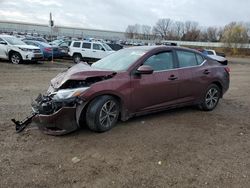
[73,54,82,63]
[86,95,120,132]
[10,52,22,64]
[200,84,221,111]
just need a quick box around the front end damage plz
[11,62,116,136]
[31,93,83,135]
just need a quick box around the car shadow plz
[63,105,200,138]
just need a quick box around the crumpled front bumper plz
[33,106,79,136]
[31,93,83,136]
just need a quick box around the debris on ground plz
[71,157,81,164]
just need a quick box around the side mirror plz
[101,48,105,51]
[136,65,154,75]
[0,41,7,45]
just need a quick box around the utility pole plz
[49,12,54,62]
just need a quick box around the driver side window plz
[144,51,174,71]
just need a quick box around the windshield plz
[3,37,26,45]
[92,48,146,71]
[103,43,113,51]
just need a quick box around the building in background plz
[0,20,126,40]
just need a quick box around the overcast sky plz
[0,0,249,31]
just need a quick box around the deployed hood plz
[14,44,40,50]
[50,62,116,90]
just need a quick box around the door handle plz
[82,49,85,51]
[168,75,178,81]
[93,51,96,52]
[203,70,210,75]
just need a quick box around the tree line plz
[125,18,250,45]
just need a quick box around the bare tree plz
[206,27,218,42]
[174,21,185,40]
[141,25,151,40]
[153,18,172,40]
[125,25,136,39]
[182,21,201,41]
[222,22,249,49]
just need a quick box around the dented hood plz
[50,62,116,89]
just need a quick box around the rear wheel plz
[73,54,82,63]
[10,52,22,64]
[200,84,221,111]
[86,96,120,132]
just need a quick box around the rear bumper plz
[33,107,79,136]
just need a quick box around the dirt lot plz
[0,59,250,188]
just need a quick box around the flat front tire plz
[86,96,120,132]
[200,84,221,111]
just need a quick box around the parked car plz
[69,40,115,63]
[0,35,43,64]
[29,46,230,135]
[23,40,66,60]
[23,36,48,43]
[106,43,123,51]
[199,49,226,57]
[49,40,71,55]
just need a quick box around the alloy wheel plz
[99,100,119,128]
[205,88,219,109]
[11,54,20,64]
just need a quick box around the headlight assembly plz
[50,87,89,100]
[19,48,33,52]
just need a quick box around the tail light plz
[44,47,52,52]
[224,67,230,74]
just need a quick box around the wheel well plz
[73,53,82,57]
[78,94,122,127]
[212,81,223,97]
[8,50,21,60]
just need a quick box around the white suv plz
[0,35,43,64]
[69,40,114,63]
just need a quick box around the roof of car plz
[126,45,200,53]
[72,40,103,44]
[0,34,15,38]
[23,40,50,47]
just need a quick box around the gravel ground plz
[0,59,250,188]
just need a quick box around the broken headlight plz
[51,87,89,100]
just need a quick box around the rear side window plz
[207,51,214,55]
[196,54,205,65]
[144,51,174,71]
[73,42,80,48]
[82,42,91,49]
[176,51,197,68]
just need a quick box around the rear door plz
[81,42,92,58]
[175,50,209,102]
[130,51,180,112]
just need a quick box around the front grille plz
[33,49,41,53]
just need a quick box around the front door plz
[0,38,8,59]
[130,51,180,112]
[92,43,106,59]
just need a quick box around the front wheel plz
[200,84,221,111]
[10,52,22,64]
[86,96,120,132]
[73,54,82,63]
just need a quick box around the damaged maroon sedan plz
[12,46,230,135]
